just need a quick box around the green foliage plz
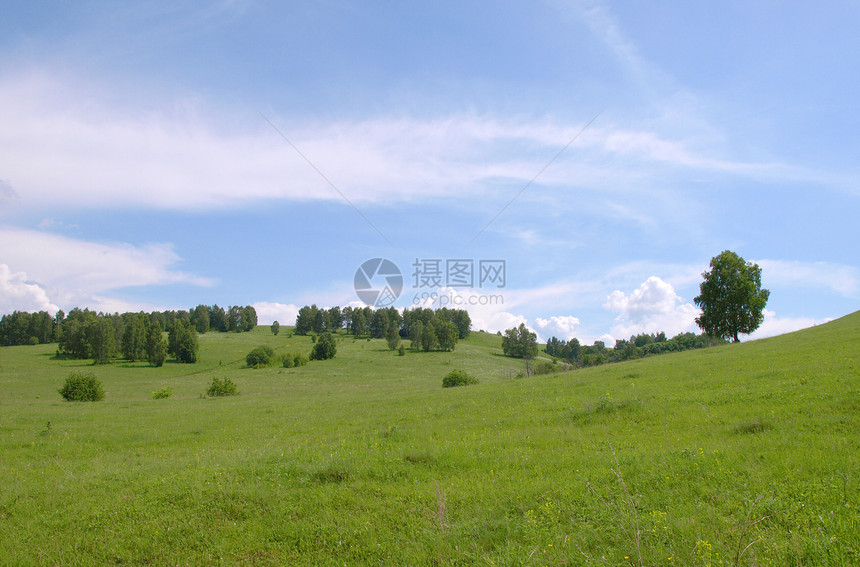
[145,324,167,367]
[0,309,58,346]
[385,322,400,350]
[58,372,105,401]
[283,352,309,368]
[695,250,770,342]
[151,386,173,399]
[502,323,538,358]
[121,313,148,361]
[190,305,210,334]
[27,336,39,346]
[270,320,280,336]
[397,344,406,356]
[206,377,238,397]
[532,360,557,375]
[442,369,479,388]
[168,319,199,363]
[245,345,274,368]
[310,332,337,361]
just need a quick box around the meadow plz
[0,313,858,565]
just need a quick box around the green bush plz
[283,352,308,368]
[442,369,479,388]
[533,360,557,375]
[59,372,105,401]
[206,377,238,397]
[152,386,173,399]
[397,344,406,356]
[28,336,39,346]
[310,332,337,361]
[246,345,274,368]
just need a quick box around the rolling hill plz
[0,312,858,565]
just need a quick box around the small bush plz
[442,369,479,388]
[59,372,105,401]
[246,345,274,368]
[533,360,557,375]
[206,377,238,397]
[28,336,39,346]
[152,386,173,399]
[310,332,337,361]
[284,353,308,368]
[397,345,406,356]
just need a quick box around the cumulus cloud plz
[534,315,581,340]
[0,264,59,315]
[252,301,300,326]
[604,276,699,340]
[0,228,211,311]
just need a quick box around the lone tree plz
[694,250,769,342]
[502,323,538,359]
[271,320,280,336]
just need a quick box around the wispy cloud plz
[756,259,860,299]
[0,227,212,311]
[0,70,811,217]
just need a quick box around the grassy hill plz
[0,313,858,565]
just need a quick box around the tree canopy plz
[694,250,769,342]
[502,323,538,359]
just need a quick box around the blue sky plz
[1,1,858,344]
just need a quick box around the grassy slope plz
[0,315,858,566]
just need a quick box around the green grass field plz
[1,314,858,566]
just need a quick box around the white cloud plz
[0,227,211,311]
[252,301,299,326]
[534,315,581,340]
[604,276,699,339]
[757,259,860,299]
[0,264,59,315]
[0,70,801,215]
[747,309,829,341]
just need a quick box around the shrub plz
[283,352,308,368]
[59,372,105,401]
[246,345,274,368]
[442,369,479,388]
[206,377,238,397]
[397,344,406,356]
[310,332,337,361]
[152,386,173,399]
[28,336,39,346]
[533,360,557,375]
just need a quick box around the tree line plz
[544,331,726,367]
[293,305,471,352]
[0,305,258,365]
